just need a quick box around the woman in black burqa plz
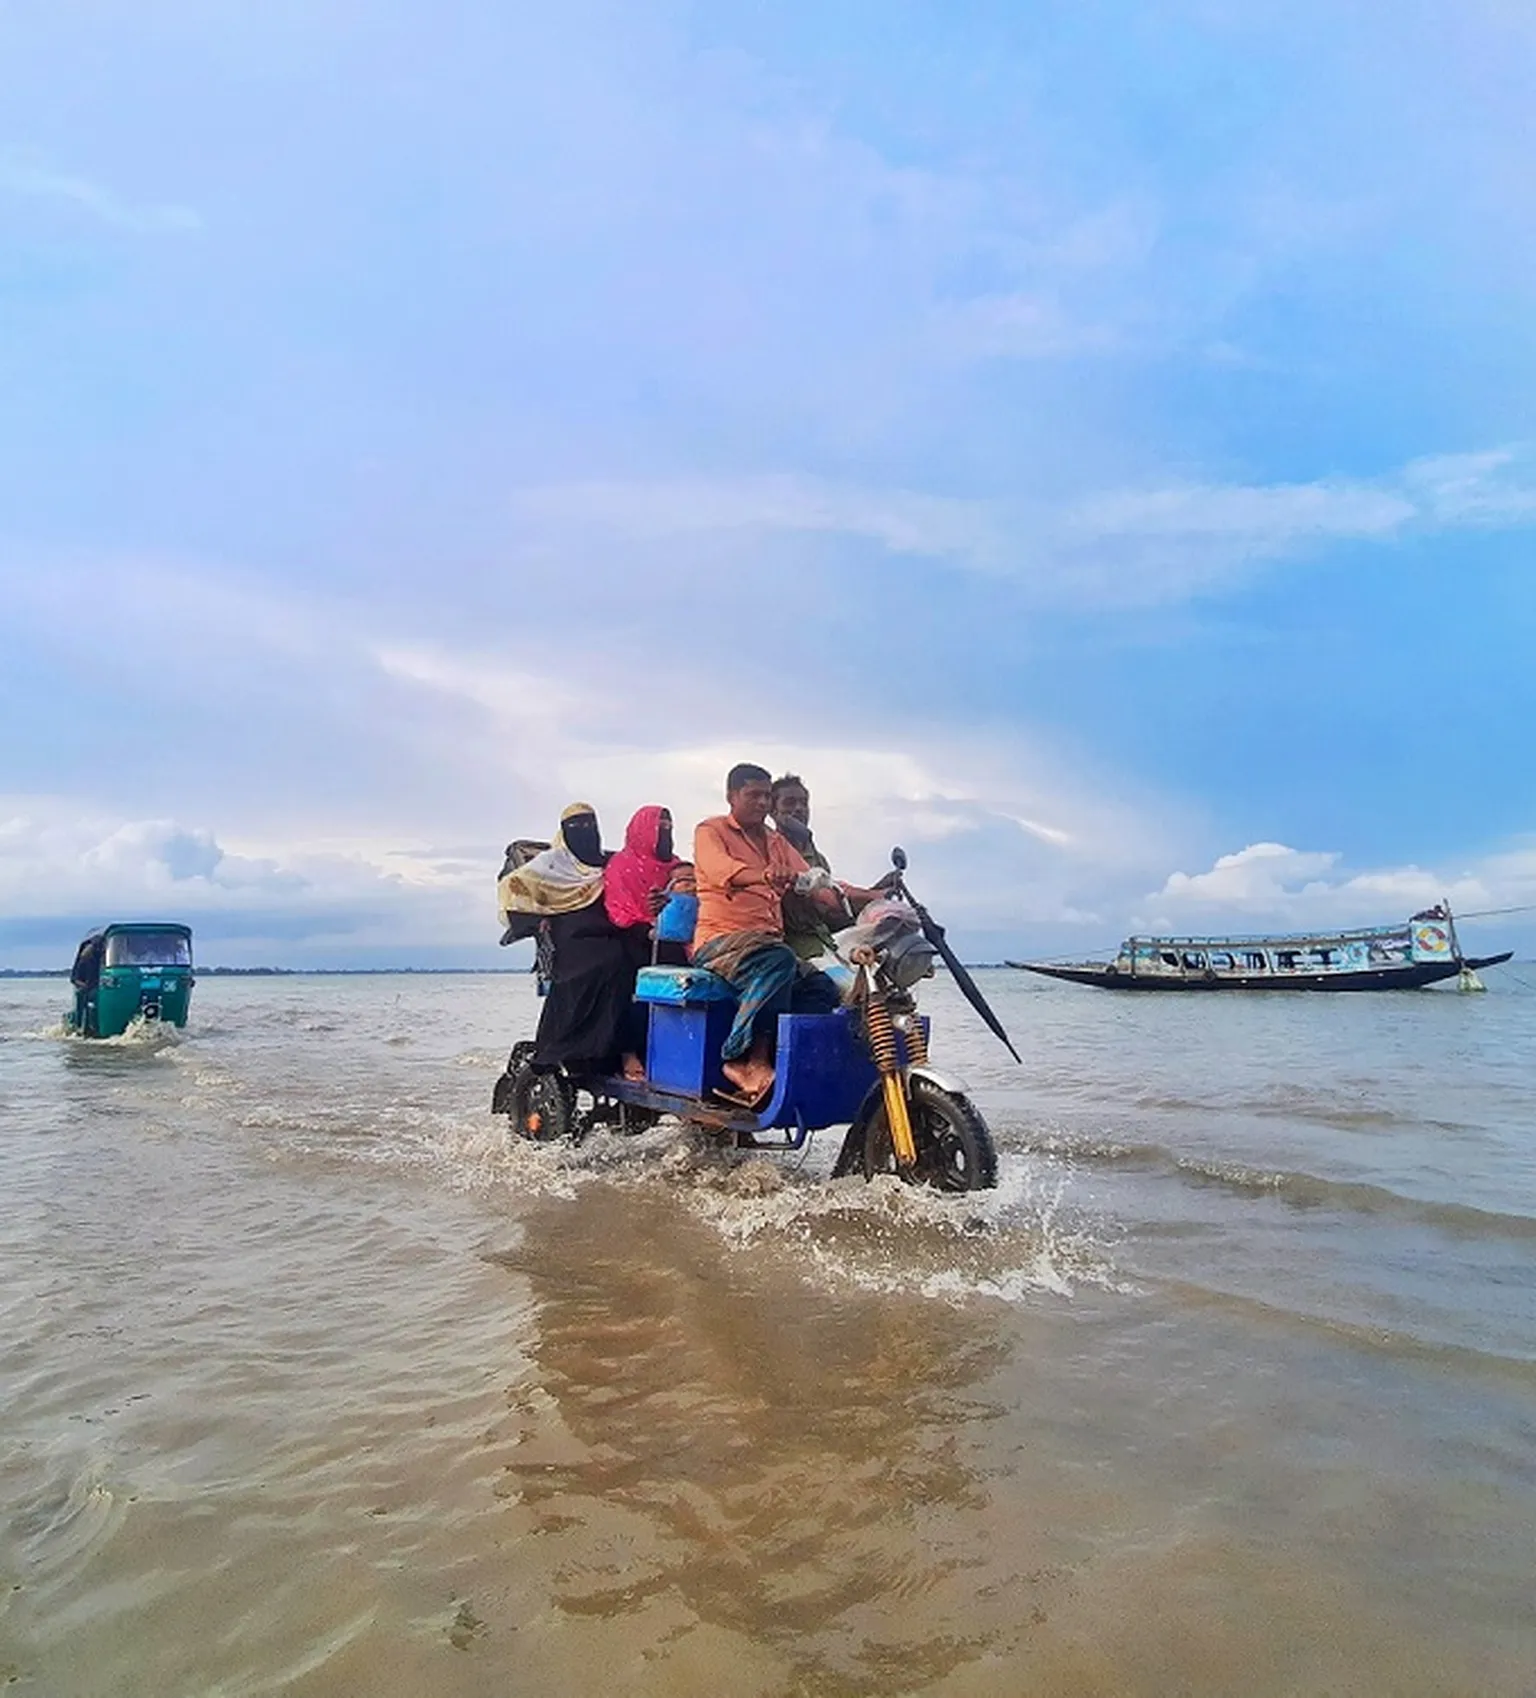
[496,804,634,1074]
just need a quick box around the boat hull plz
[1008,953,1513,991]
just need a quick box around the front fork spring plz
[904,1013,929,1067]
[863,984,901,1071]
[861,973,918,1168]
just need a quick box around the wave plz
[1127,1090,1473,1136]
[1013,1131,1536,1243]
[8,1457,131,1582]
[1150,1275,1536,1381]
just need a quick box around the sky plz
[2,0,1534,968]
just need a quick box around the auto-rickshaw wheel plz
[858,1076,998,1191]
[510,1068,575,1142]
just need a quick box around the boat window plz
[1245,951,1267,971]
[1160,952,1179,968]
[1181,951,1206,971]
[1211,951,1235,971]
[104,931,192,968]
[1275,950,1299,971]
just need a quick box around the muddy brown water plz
[3,972,1534,1694]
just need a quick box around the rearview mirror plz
[890,846,908,871]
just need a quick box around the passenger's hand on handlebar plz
[648,887,669,916]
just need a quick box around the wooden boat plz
[1008,907,1512,992]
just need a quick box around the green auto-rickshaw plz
[67,923,195,1038]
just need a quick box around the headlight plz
[882,934,938,989]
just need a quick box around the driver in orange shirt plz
[692,763,843,1104]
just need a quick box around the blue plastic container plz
[653,893,698,946]
[636,964,735,1095]
[645,1001,737,1096]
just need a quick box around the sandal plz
[711,1081,773,1111]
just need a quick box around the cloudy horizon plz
[3,1,1534,970]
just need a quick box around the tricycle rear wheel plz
[856,1076,998,1191]
[510,1068,575,1142]
[491,1041,537,1116]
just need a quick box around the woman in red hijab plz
[604,806,677,932]
[605,806,681,1079]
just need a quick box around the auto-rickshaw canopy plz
[97,923,194,968]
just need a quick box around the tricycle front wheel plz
[850,1076,998,1192]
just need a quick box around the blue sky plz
[2,0,1534,966]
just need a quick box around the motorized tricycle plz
[66,923,195,1038]
[491,850,1016,1192]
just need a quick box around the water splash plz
[35,1015,184,1053]
[436,1110,1131,1303]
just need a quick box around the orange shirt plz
[692,814,809,947]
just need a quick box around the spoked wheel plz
[859,1075,998,1191]
[509,1067,575,1142]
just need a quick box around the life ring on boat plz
[1415,924,1449,953]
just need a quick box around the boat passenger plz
[603,804,682,1078]
[497,804,634,1077]
[692,764,843,1104]
[769,773,885,961]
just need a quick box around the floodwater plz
[3,968,1535,1696]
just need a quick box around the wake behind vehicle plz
[67,923,195,1037]
[492,850,1013,1192]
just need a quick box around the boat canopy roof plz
[1125,923,1414,950]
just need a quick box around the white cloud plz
[1136,840,1525,932]
[506,439,1536,609]
[362,624,1175,919]
[509,474,1001,565]
[1150,842,1346,914]
[0,157,200,232]
[1064,480,1413,546]
[1401,447,1536,525]
[0,797,489,964]
[0,547,1190,961]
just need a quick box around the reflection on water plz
[488,1183,1008,1691]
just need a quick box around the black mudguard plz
[830,1080,887,1178]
